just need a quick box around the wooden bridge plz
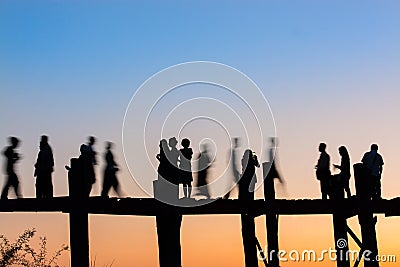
[1,162,399,267]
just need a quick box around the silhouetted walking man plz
[362,144,384,199]
[224,137,240,199]
[316,143,331,200]
[333,146,351,198]
[34,135,54,198]
[196,144,212,199]
[1,137,22,199]
[179,138,193,198]
[101,142,121,197]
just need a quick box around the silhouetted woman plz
[34,135,54,198]
[156,139,170,183]
[179,138,193,198]
[239,149,260,201]
[333,146,352,198]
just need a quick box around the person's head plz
[338,146,349,157]
[201,143,209,153]
[106,141,113,150]
[232,137,240,148]
[371,144,378,151]
[319,143,327,152]
[9,137,20,148]
[160,139,168,151]
[80,144,88,155]
[169,137,178,148]
[181,138,190,148]
[41,135,48,143]
[270,137,277,146]
[243,149,252,159]
[88,136,96,146]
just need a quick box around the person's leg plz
[12,174,21,198]
[187,182,192,198]
[1,177,11,199]
[321,180,327,200]
[374,176,382,199]
[111,176,121,197]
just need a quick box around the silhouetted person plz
[101,142,121,197]
[179,138,193,198]
[362,144,384,200]
[316,143,331,200]
[167,137,180,185]
[79,144,96,196]
[1,137,22,199]
[85,136,97,196]
[224,137,240,199]
[34,135,54,198]
[239,149,260,201]
[156,139,170,182]
[333,146,351,198]
[264,137,285,201]
[268,137,284,183]
[196,144,212,199]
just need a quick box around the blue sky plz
[1,1,400,266]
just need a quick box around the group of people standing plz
[1,135,122,200]
[156,136,268,200]
[315,143,384,200]
[156,137,198,198]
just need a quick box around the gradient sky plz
[1,1,400,266]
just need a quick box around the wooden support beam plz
[264,162,280,267]
[241,213,258,267]
[67,158,90,267]
[333,213,350,267]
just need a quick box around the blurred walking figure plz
[316,143,331,200]
[333,146,351,198]
[179,138,193,198]
[362,144,384,200]
[223,138,240,199]
[268,137,284,183]
[101,142,121,197]
[264,137,285,201]
[1,137,22,199]
[34,135,54,198]
[196,144,212,199]
[239,149,260,201]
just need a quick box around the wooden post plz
[354,163,379,267]
[332,211,350,267]
[263,162,280,267]
[156,214,182,267]
[154,180,182,267]
[67,158,90,267]
[241,213,258,267]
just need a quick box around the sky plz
[1,1,400,266]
